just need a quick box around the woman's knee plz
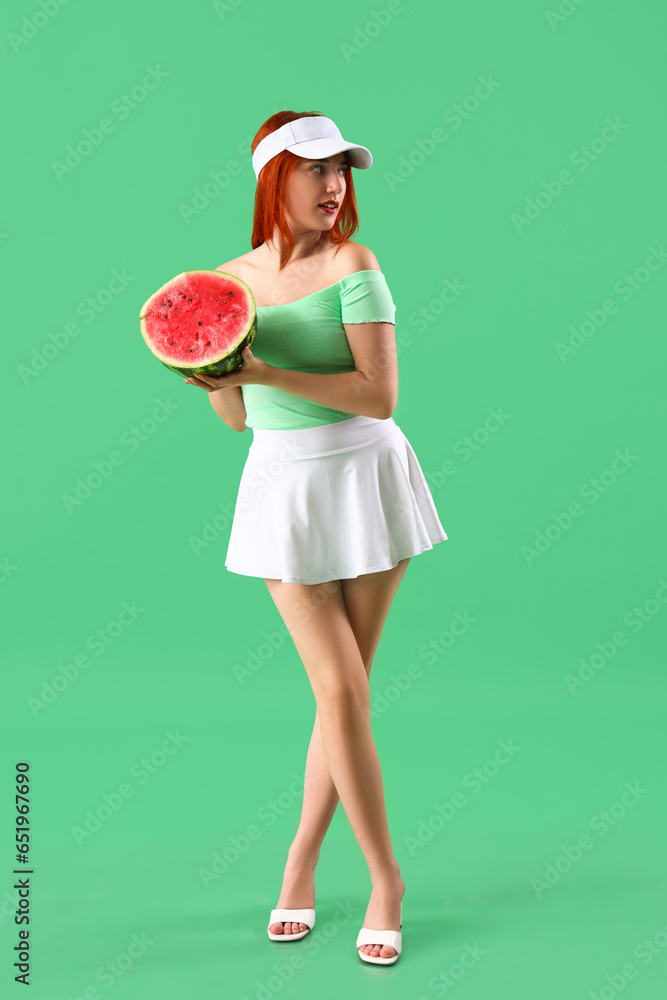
[317,675,371,723]
[264,577,370,713]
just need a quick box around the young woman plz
[184,111,448,966]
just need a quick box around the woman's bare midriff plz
[216,236,365,308]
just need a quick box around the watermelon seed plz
[198,321,201,325]
[169,340,174,345]
[188,297,192,301]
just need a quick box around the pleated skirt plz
[224,414,448,585]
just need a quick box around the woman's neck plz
[262,233,332,268]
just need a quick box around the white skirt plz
[224,415,448,585]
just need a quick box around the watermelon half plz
[139,269,256,378]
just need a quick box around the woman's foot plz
[268,849,318,937]
[357,872,405,960]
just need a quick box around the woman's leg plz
[266,561,410,935]
[266,559,410,956]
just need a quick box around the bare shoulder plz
[214,252,253,281]
[343,240,382,275]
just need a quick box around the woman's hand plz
[183,346,270,392]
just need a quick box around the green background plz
[2,0,666,997]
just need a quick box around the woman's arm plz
[187,301,398,422]
[264,368,390,420]
[263,320,398,420]
[208,386,248,432]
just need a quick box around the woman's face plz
[285,153,349,233]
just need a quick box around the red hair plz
[250,111,360,270]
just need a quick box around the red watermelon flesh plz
[139,269,256,378]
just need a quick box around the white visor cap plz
[252,116,373,181]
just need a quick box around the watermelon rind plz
[139,270,257,379]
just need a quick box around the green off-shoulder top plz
[240,268,396,430]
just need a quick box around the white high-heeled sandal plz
[356,901,402,965]
[267,907,316,942]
